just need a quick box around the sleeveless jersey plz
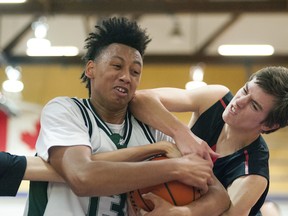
[24,97,170,216]
[0,152,26,196]
[191,92,269,215]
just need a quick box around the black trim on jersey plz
[124,112,133,146]
[27,153,48,216]
[83,99,111,135]
[135,119,156,144]
[84,99,133,149]
[88,197,99,216]
[72,98,93,138]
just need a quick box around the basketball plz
[129,155,201,212]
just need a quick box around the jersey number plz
[88,194,126,216]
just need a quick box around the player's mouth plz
[229,104,237,115]
[115,86,128,95]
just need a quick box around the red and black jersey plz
[191,92,269,216]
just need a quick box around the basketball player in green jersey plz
[25,17,230,216]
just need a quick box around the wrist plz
[170,206,192,216]
[171,123,191,140]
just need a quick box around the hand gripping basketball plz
[129,155,201,212]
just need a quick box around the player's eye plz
[251,102,259,111]
[113,64,121,69]
[242,87,248,95]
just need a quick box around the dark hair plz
[81,17,151,96]
[249,66,288,133]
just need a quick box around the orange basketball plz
[129,155,201,212]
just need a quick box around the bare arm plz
[48,145,213,197]
[136,175,230,216]
[184,175,230,216]
[23,156,63,182]
[221,175,268,216]
[21,141,180,183]
[90,141,181,162]
[130,85,229,162]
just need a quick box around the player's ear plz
[85,60,95,78]
[261,123,280,133]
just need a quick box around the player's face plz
[87,43,143,112]
[223,78,276,133]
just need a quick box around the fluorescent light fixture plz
[27,38,51,49]
[5,66,21,80]
[0,0,26,3]
[26,46,79,56]
[185,81,207,90]
[2,80,24,93]
[32,18,49,38]
[218,45,274,56]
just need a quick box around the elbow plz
[65,170,95,197]
[70,184,90,197]
[211,179,231,214]
[132,90,156,103]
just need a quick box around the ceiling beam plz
[0,0,287,15]
[195,13,241,55]
[2,16,38,55]
[6,54,288,66]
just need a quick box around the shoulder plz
[41,97,88,123]
[202,84,230,97]
[46,96,78,106]
[43,97,83,112]
[197,85,230,114]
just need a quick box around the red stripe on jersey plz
[0,110,8,151]
[244,149,249,174]
[210,144,218,164]
[211,144,216,152]
[220,98,227,108]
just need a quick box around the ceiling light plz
[185,81,207,90]
[26,46,79,56]
[2,80,24,93]
[2,66,24,93]
[218,44,274,56]
[0,0,26,3]
[27,38,51,49]
[185,64,207,90]
[5,66,21,80]
[190,65,204,82]
[32,17,49,39]
[26,16,78,57]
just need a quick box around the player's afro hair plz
[81,17,151,95]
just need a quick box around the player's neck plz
[89,98,127,124]
[216,124,259,156]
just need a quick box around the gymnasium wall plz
[0,62,269,123]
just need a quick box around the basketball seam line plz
[138,189,153,211]
[164,183,177,206]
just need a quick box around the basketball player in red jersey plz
[131,66,288,215]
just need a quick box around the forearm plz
[23,156,63,182]
[50,146,212,197]
[220,175,267,216]
[91,141,180,162]
[22,142,178,182]
[131,90,212,159]
[62,157,180,197]
[131,90,186,138]
[185,176,230,216]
